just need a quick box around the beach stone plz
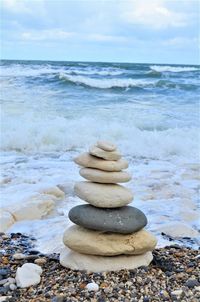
[7,194,55,221]
[0,210,15,232]
[97,140,116,152]
[86,282,99,292]
[74,153,128,172]
[34,258,47,265]
[63,225,157,256]
[13,253,27,260]
[69,205,147,234]
[39,186,65,199]
[74,181,133,207]
[60,248,153,272]
[16,263,42,288]
[158,222,199,238]
[89,146,121,161]
[0,297,10,302]
[185,278,199,288]
[79,168,131,183]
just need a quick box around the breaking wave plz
[58,73,197,90]
[58,73,151,88]
[1,113,199,160]
[150,65,199,73]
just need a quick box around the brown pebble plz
[34,258,47,265]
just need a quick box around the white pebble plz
[171,289,183,296]
[9,284,17,291]
[0,297,11,302]
[15,263,43,288]
[7,277,15,284]
[86,282,99,292]
[13,253,26,260]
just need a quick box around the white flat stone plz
[0,210,15,232]
[39,186,65,199]
[89,146,121,161]
[74,181,133,207]
[63,225,157,256]
[60,247,153,272]
[74,153,128,172]
[16,263,42,288]
[97,141,117,152]
[158,222,199,238]
[79,168,131,183]
[8,194,55,221]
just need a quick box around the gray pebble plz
[185,279,199,288]
[0,279,8,285]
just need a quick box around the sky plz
[0,0,199,64]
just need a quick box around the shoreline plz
[0,233,199,302]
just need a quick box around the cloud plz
[20,30,127,44]
[1,0,46,17]
[122,0,187,29]
[21,29,75,41]
[87,34,127,43]
[163,37,198,47]
[2,0,33,13]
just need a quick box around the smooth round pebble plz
[13,253,26,260]
[34,258,47,265]
[185,279,199,288]
[86,282,99,292]
[9,284,17,291]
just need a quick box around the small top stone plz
[89,146,121,161]
[97,140,116,152]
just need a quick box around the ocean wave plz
[1,64,64,77]
[1,64,124,78]
[1,113,199,160]
[150,65,199,73]
[58,73,153,89]
[58,73,197,90]
[64,68,124,76]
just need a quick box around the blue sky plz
[1,0,199,64]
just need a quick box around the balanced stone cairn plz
[60,141,157,272]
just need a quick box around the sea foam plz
[1,113,199,160]
[150,65,199,73]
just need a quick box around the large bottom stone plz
[63,225,157,256]
[60,247,153,272]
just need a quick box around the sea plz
[0,60,200,253]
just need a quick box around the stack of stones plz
[60,141,157,272]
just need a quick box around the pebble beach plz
[0,233,200,302]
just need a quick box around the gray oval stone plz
[69,205,147,234]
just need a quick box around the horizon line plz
[1,58,199,66]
